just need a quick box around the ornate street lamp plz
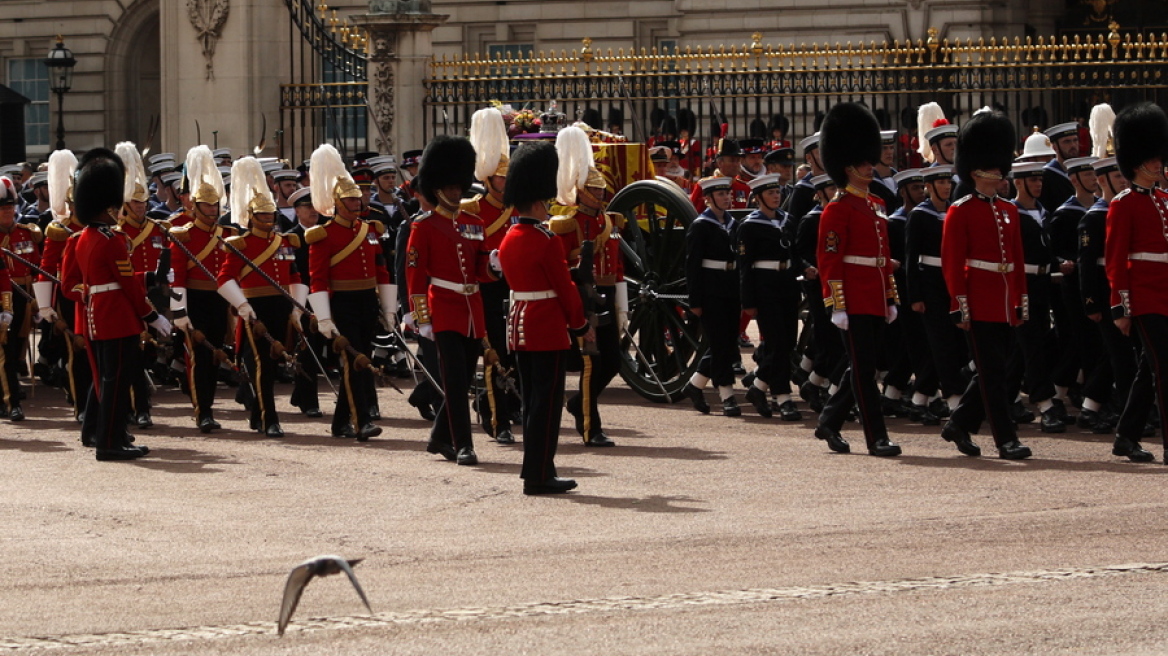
[43,36,77,151]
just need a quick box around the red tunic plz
[217,229,303,296]
[551,207,625,286]
[405,206,491,337]
[305,215,389,294]
[817,190,898,317]
[0,223,43,285]
[689,176,752,212]
[170,219,235,291]
[498,218,586,351]
[116,217,168,285]
[39,217,83,281]
[941,191,1027,325]
[468,194,514,252]
[62,225,155,340]
[1105,185,1168,318]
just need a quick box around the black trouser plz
[331,289,379,432]
[882,307,910,388]
[239,296,292,430]
[920,297,969,397]
[819,314,889,447]
[88,334,141,451]
[1118,315,1168,446]
[1098,318,1138,411]
[2,285,31,408]
[128,341,152,418]
[1050,277,1082,389]
[291,315,324,413]
[568,286,621,438]
[409,335,444,412]
[480,279,520,436]
[801,279,844,381]
[696,295,740,388]
[902,306,938,397]
[432,331,481,451]
[185,289,229,420]
[1007,280,1056,404]
[753,285,800,394]
[950,321,1018,447]
[1079,314,1112,404]
[518,349,568,481]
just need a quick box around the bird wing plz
[338,559,373,613]
[277,562,315,636]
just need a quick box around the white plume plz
[555,126,593,206]
[917,102,946,164]
[470,107,509,182]
[47,150,77,222]
[1089,103,1115,158]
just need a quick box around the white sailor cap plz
[148,161,176,175]
[1064,157,1097,174]
[892,169,924,186]
[288,187,313,206]
[798,132,820,153]
[810,174,834,190]
[925,124,958,143]
[922,165,954,181]
[148,153,175,165]
[1011,161,1046,179]
[28,171,48,187]
[1044,122,1079,141]
[212,148,232,159]
[217,166,232,176]
[261,161,285,174]
[748,173,783,192]
[272,169,300,181]
[699,177,733,193]
[161,171,184,188]
[1092,157,1118,174]
[880,130,897,145]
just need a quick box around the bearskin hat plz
[1114,102,1168,181]
[677,108,697,135]
[768,114,789,136]
[954,111,1016,182]
[503,141,559,208]
[660,115,678,138]
[749,118,767,139]
[819,102,882,187]
[580,108,603,130]
[416,135,476,206]
[74,148,126,226]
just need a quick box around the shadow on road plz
[559,493,710,513]
[893,453,1168,475]
[128,447,240,474]
[0,436,71,453]
[558,444,728,461]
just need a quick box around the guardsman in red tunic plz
[812,103,902,458]
[217,157,305,438]
[306,143,391,441]
[499,141,591,494]
[406,135,492,466]
[113,142,170,430]
[35,149,92,420]
[940,111,1032,460]
[466,106,521,444]
[550,126,623,446]
[689,138,752,212]
[169,145,236,433]
[1105,102,1168,463]
[0,176,41,421]
[64,148,171,461]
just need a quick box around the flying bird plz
[277,555,373,636]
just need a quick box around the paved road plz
[2,371,1168,654]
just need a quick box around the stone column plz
[160,0,286,157]
[352,5,448,156]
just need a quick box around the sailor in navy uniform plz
[781,133,823,230]
[1039,122,1080,216]
[793,175,842,413]
[870,130,901,214]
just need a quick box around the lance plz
[1,248,61,285]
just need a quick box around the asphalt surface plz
[3,354,1168,654]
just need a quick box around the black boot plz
[682,383,710,414]
[744,386,772,418]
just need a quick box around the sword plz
[254,114,267,156]
[623,323,671,403]
[142,114,159,159]
[387,322,443,397]
[1,248,61,285]
[196,120,202,146]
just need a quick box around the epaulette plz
[367,219,386,236]
[282,233,302,248]
[605,211,628,230]
[45,222,72,242]
[305,224,328,245]
[951,194,974,207]
[155,219,172,232]
[1114,188,1132,201]
[547,215,578,235]
[412,211,433,224]
[21,223,44,244]
[225,235,246,249]
[169,225,192,243]
[460,194,482,215]
[535,223,555,239]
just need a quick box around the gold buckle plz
[997,263,1010,273]
[876,257,887,267]
[464,284,478,294]
[726,262,735,271]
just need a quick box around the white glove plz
[615,281,629,331]
[236,302,257,322]
[831,310,849,331]
[174,314,193,333]
[167,269,175,284]
[419,323,435,341]
[378,283,399,329]
[33,281,56,323]
[290,283,309,326]
[489,249,503,274]
[401,312,417,331]
[317,318,340,338]
[149,314,172,335]
[37,305,57,323]
[0,311,12,328]
[886,305,898,324]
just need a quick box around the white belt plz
[701,259,735,271]
[919,255,942,267]
[511,290,557,301]
[1096,257,1106,266]
[88,282,122,294]
[1023,264,1049,275]
[752,260,790,271]
[966,258,1014,273]
[1129,252,1168,263]
[431,277,479,295]
[842,255,887,267]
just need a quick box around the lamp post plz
[42,36,76,151]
